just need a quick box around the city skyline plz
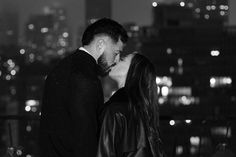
[0,0,236,48]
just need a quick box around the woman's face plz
[109,54,134,86]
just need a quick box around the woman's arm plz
[97,108,122,157]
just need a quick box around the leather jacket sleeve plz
[97,108,122,157]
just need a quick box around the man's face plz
[97,38,124,76]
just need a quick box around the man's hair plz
[82,18,128,46]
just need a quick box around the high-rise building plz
[152,0,229,27]
[25,5,71,62]
[0,11,19,46]
[197,0,229,25]
[85,0,111,24]
[152,4,195,27]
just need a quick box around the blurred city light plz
[176,146,184,155]
[210,76,232,88]
[62,32,69,38]
[152,2,158,7]
[166,48,172,54]
[190,136,200,146]
[177,58,183,66]
[28,24,34,30]
[25,100,39,107]
[220,11,226,16]
[211,5,216,10]
[10,70,16,76]
[20,49,26,54]
[211,127,231,137]
[185,119,192,124]
[195,8,201,13]
[206,5,211,11]
[26,125,32,132]
[25,106,31,112]
[156,76,172,87]
[41,27,49,33]
[204,14,210,19]
[190,146,198,154]
[180,2,185,7]
[211,50,220,56]
[169,120,175,126]
[169,87,192,96]
[161,86,169,97]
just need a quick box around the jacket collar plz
[109,87,129,103]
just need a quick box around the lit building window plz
[25,100,39,107]
[57,49,65,55]
[25,106,31,112]
[62,32,69,38]
[6,75,11,80]
[190,146,198,154]
[225,5,229,10]
[185,119,192,124]
[169,66,175,73]
[177,58,183,66]
[190,136,200,146]
[220,11,225,16]
[211,127,231,137]
[28,24,34,30]
[211,50,220,56]
[156,76,172,87]
[176,146,184,155]
[206,5,211,11]
[180,2,185,7]
[210,76,232,88]
[59,16,66,20]
[59,38,67,47]
[211,5,216,10]
[10,70,16,76]
[6,30,13,36]
[131,25,139,31]
[41,27,49,33]
[26,125,32,132]
[195,8,201,13]
[169,87,192,96]
[220,5,224,10]
[166,48,172,54]
[20,49,25,54]
[187,3,193,8]
[152,2,158,7]
[179,96,191,105]
[161,86,169,97]
[158,97,166,105]
[220,5,229,10]
[177,67,183,75]
[169,120,175,126]
[204,14,210,19]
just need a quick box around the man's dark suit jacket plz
[40,49,104,157]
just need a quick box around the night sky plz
[0,0,236,47]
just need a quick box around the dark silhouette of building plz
[25,5,71,63]
[139,1,236,156]
[85,0,111,24]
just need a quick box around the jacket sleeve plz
[97,108,122,157]
[69,73,101,157]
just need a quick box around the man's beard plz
[97,54,115,77]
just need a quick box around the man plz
[40,18,128,157]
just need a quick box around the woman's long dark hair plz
[125,53,159,132]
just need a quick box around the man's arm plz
[69,73,100,157]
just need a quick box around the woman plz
[97,53,164,157]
